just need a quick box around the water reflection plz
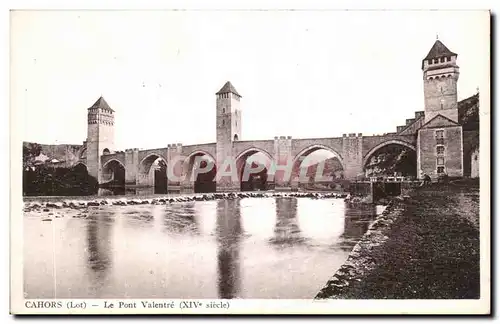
[25,197,383,299]
[163,203,199,234]
[340,203,377,251]
[270,198,304,246]
[86,209,114,295]
[216,199,242,299]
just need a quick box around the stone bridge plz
[97,132,416,191]
[54,39,474,192]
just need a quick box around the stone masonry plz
[59,39,473,190]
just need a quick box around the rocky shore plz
[315,181,480,299]
[23,191,350,215]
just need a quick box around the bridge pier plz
[124,149,139,186]
[136,173,150,187]
[342,133,364,181]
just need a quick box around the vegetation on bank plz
[317,180,480,299]
[23,143,98,196]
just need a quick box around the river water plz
[24,196,384,299]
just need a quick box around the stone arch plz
[79,147,87,160]
[138,153,168,188]
[292,144,344,169]
[102,158,125,170]
[235,147,274,166]
[183,150,217,193]
[72,162,88,171]
[363,140,416,165]
[139,153,167,174]
[291,144,345,186]
[235,147,274,191]
[102,159,126,186]
[363,140,417,178]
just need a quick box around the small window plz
[436,146,445,155]
[440,57,445,63]
[222,119,225,126]
[435,130,444,139]
[437,157,445,166]
[428,59,433,65]
[222,108,225,113]
[234,134,239,141]
[437,166,445,174]
[434,58,439,64]
[103,148,110,155]
[446,56,451,62]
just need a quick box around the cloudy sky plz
[12,10,489,151]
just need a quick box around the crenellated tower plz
[417,39,463,179]
[86,96,115,182]
[422,39,460,123]
[216,81,242,142]
[216,81,242,191]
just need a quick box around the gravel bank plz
[316,181,480,299]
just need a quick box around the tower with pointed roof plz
[417,39,464,180]
[216,81,242,143]
[86,96,115,182]
[422,39,460,123]
[216,81,242,190]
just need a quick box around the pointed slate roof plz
[89,96,114,112]
[423,40,457,61]
[216,81,241,97]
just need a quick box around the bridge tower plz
[86,96,115,183]
[417,40,463,180]
[216,81,242,191]
[422,39,460,123]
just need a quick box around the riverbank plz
[316,180,480,299]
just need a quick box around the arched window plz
[234,134,239,141]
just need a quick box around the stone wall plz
[462,130,480,177]
[417,126,463,179]
[471,147,479,179]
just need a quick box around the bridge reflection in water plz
[24,197,381,299]
[216,199,242,299]
[85,209,114,297]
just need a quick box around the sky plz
[12,10,489,152]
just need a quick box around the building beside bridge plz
[25,39,481,192]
